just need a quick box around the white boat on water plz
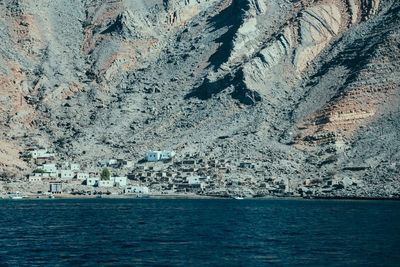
[10,195,23,200]
[232,196,244,200]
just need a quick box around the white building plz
[77,172,89,180]
[146,151,175,162]
[125,185,149,194]
[124,161,134,168]
[42,164,57,173]
[100,159,118,167]
[187,176,206,189]
[71,164,80,171]
[28,176,42,183]
[187,176,201,184]
[29,148,55,159]
[33,172,50,178]
[50,183,62,194]
[113,176,127,187]
[48,171,59,178]
[61,161,70,169]
[60,170,74,180]
[34,164,58,178]
[160,151,175,160]
[86,177,99,186]
[98,180,113,187]
[146,151,161,162]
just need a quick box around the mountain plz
[0,0,399,196]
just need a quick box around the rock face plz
[0,0,399,196]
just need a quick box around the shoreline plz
[2,194,400,201]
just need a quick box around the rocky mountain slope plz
[0,0,399,196]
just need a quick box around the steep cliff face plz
[0,0,399,193]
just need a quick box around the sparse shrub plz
[100,167,110,180]
[33,168,45,174]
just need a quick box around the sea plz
[0,198,399,266]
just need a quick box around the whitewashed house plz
[86,177,99,186]
[146,151,161,162]
[187,176,201,184]
[146,151,175,162]
[125,185,149,194]
[42,164,57,173]
[33,172,50,178]
[187,176,206,189]
[62,161,70,169]
[28,148,55,159]
[124,161,134,168]
[50,183,62,194]
[41,164,58,178]
[70,164,80,171]
[113,176,127,187]
[60,170,75,180]
[28,176,42,183]
[77,172,89,180]
[160,151,175,160]
[100,159,118,167]
[98,180,113,187]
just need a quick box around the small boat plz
[232,196,244,200]
[10,195,23,200]
[49,195,55,199]
[136,195,149,199]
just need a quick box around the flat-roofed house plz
[124,185,149,194]
[86,178,99,186]
[28,176,42,183]
[113,176,127,187]
[98,180,113,187]
[50,183,62,194]
[60,170,74,180]
[70,164,80,171]
[146,151,175,162]
[42,164,57,173]
[77,172,89,180]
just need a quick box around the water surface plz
[0,199,399,266]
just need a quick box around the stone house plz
[125,185,149,194]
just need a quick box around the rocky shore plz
[1,177,399,200]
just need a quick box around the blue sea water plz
[0,198,399,266]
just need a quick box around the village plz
[0,145,363,199]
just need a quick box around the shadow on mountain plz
[185,70,261,105]
[230,70,262,105]
[186,74,234,100]
[206,0,248,71]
